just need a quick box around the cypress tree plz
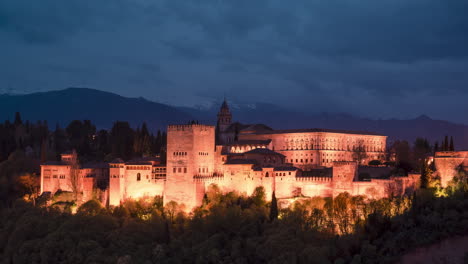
[449,136,454,151]
[444,136,449,151]
[269,191,278,221]
[434,141,439,153]
[14,112,22,126]
[40,139,47,163]
[420,160,429,188]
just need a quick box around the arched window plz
[137,173,141,181]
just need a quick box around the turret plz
[217,98,232,133]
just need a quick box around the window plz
[137,173,141,181]
[173,168,176,173]
[184,168,187,173]
[178,168,182,173]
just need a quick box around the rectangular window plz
[178,168,182,173]
[184,168,187,173]
[173,168,176,173]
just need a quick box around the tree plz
[449,136,454,151]
[420,160,434,189]
[77,199,102,216]
[16,173,39,205]
[269,191,278,221]
[14,112,22,126]
[352,139,367,165]
[66,120,96,158]
[252,186,266,207]
[413,138,431,172]
[68,150,81,200]
[110,121,134,160]
[40,139,48,163]
[392,140,413,173]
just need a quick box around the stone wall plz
[164,124,215,210]
[434,151,468,187]
[239,131,386,168]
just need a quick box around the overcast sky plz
[1,0,468,123]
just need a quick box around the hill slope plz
[2,88,468,149]
[0,88,193,132]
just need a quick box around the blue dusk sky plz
[1,0,468,123]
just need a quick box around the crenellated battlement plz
[295,176,332,182]
[333,161,358,166]
[193,175,224,183]
[168,124,215,132]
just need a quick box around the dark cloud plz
[0,0,468,123]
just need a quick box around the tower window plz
[137,173,141,181]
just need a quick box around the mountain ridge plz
[1,87,467,148]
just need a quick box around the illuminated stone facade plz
[434,151,468,187]
[40,100,422,211]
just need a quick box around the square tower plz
[164,124,215,210]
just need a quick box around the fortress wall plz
[434,151,468,187]
[165,124,216,210]
[41,165,72,194]
[109,166,124,206]
[332,161,358,196]
[123,167,165,200]
[82,177,95,202]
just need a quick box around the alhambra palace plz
[40,100,463,210]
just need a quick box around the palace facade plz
[41,100,421,211]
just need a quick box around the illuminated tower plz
[164,124,215,210]
[217,98,232,133]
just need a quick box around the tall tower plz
[217,98,232,133]
[164,124,215,210]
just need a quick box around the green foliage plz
[77,200,103,216]
[269,192,278,221]
[2,184,468,263]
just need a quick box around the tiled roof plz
[224,122,273,133]
[110,158,125,163]
[227,139,271,146]
[224,159,258,165]
[244,148,285,156]
[125,161,153,165]
[82,162,109,169]
[274,166,299,171]
[41,161,66,166]
[239,124,273,134]
[248,128,384,136]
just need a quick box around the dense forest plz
[0,112,167,164]
[1,113,467,263]
[1,178,468,263]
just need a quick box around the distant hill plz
[183,102,468,149]
[2,88,468,149]
[0,88,193,132]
